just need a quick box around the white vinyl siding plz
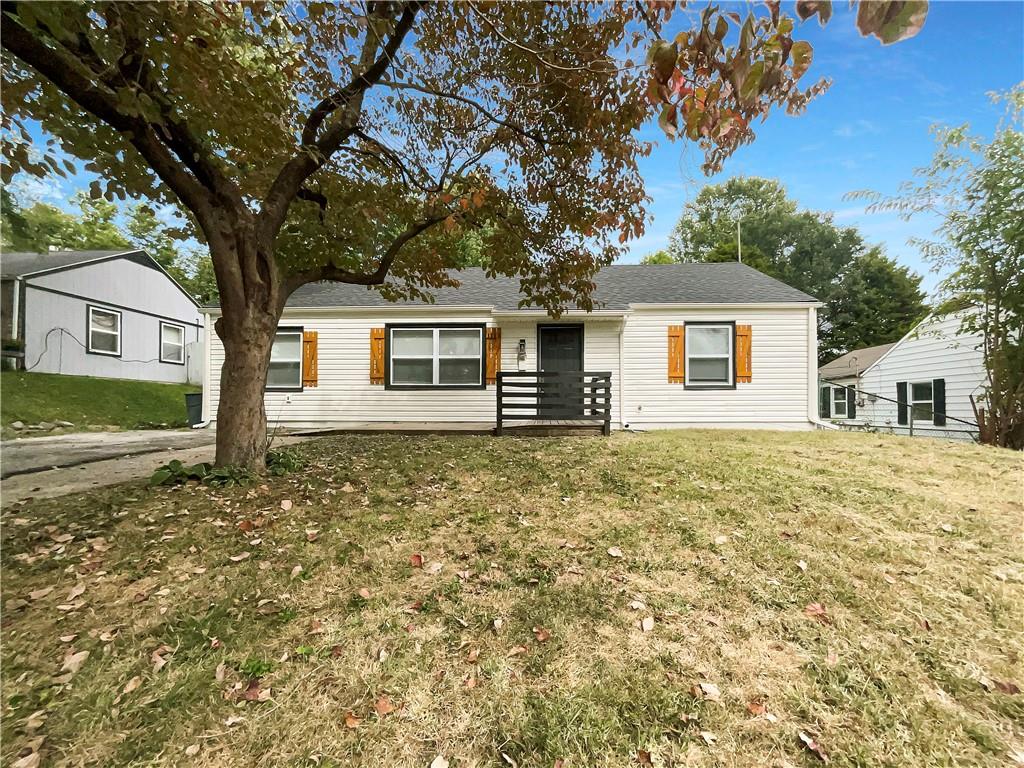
[620,308,813,431]
[857,312,984,439]
[203,307,815,431]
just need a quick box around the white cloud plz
[833,119,881,139]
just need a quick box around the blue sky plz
[12,2,1023,297]
[626,1,1024,295]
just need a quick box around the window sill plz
[385,383,487,391]
[683,383,736,390]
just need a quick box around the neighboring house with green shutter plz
[818,312,984,440]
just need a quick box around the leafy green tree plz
[640,250,674,265]
[1,187,31,249]
[2,2,928,469]
[850,87,1023,448]
[662,176,919,360]
[1,193,129,252]
[703,240,775,276]
[824,248,927,361]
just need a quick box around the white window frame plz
[266,328,304,391]
[831,385,848,418]
[159,321,186,365]
[910,380,934,425]
[684,323,734,387]
[87,305,122,357]
[388,326,484,388]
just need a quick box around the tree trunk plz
[214,306,279,470]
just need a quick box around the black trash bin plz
[184,392,203,427]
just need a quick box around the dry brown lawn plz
[2,429,1022,768]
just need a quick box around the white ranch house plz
[201,263,824,433]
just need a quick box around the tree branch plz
[284,214,447,294]
[0,6,215,223]
[259,1,422,248]
[379,79,554,148]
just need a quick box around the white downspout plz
[193,311,212,429]
[617,315,626,430]
[11,276,21,340]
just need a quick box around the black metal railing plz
[496,371,612,436]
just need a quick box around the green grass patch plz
[1,430,1021,767]
[1,370,198,436]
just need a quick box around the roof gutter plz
[629,301,824,310]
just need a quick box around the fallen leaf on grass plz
[507,645,528,657]
[410,553,424,568]
[464,676,477,689]
[425,561,443,575]
[640,616,655,632]
[357,588,371,600]
[123,676,143,694]
[492,618,504,631]
[798,731,829,763]
[151,645,173,672]
[229,552,251,562]
[28,587,54,601]
[215,662,227,682]
[374,694,397,716]
[280,499,293,511]
[637,749,653,765]
[61,649,89,675]
[430,756,450,768]
[700,731,717,746]
[698,682,721,701]
[290,565,303,579]
[344,711,362,728]
[467,648,480,662]
[533,627,551,643]
[225,715,245,727]
[241,679,271,702]
[796,560,807,572]
[713,535,729,546]
[607,546,624,558]
[184,743,201,757]
[24,710,46,732]
[994,679,1021,695]
[12,753,41,768]
[825,648,839,667]
[804,603,830,624]
[67,582,87,601]
[628,599,647,610]
[940,523,954,533]
[746,700,765,716]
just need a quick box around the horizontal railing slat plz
[496,370,612,436]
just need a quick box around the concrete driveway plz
[1,429,218,478]
[1,429,308,506]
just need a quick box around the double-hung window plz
[831,386,848,418]
[87,305,121,356]
[388,325,484,388]
[267,328,303,390]
[685,324,733,387]
[160,321,185,364]
[910,381,933,423]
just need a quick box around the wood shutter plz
[369,327,385,384]
[896,382,908,425]
[846,386,856,419]
[668,324,685,383]
[735,324,752,383]
[485,327,501,385]
[302,330,318,388]
[932,378,946,426]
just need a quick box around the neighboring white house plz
[201,263,824,432]
[1,249,204,384]
[818,312,985,440]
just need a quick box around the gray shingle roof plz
[0,249,142,278]
[818,342,896,378]
[284,263,819,310]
